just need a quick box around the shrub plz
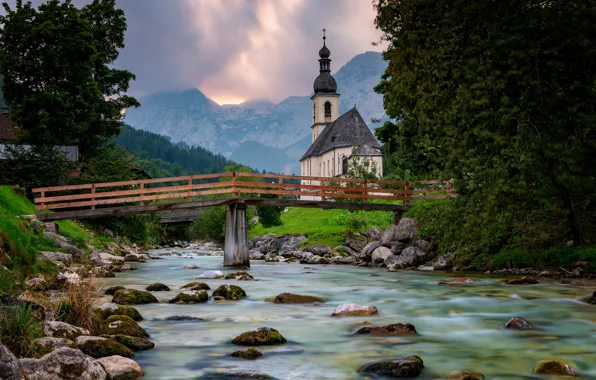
[55,281,104,335]
[0,304,42,358]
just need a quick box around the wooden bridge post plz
[223,201,250,267]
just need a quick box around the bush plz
[55,281,103,335]
[0,304,42,358]
[256,195,283,228]
[345,214,367,237]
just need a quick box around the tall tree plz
[0,0,138,158]
[374,0,596,245]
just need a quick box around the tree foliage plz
[374,0,596,247]
[0,0,139,158]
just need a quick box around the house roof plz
[0,114,17,141]
[300,107,381,161]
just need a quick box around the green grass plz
[250,207,393,247]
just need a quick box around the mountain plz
[124,51,388,173]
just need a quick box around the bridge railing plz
[32,172,455,212]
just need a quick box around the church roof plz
[300,107,382,161]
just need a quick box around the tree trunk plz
[560,185,584,246]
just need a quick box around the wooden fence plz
[32,172,455,212]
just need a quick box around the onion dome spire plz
[313,28,337,94]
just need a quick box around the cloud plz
[3,0,384,103]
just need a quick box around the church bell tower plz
[311,29,340,143]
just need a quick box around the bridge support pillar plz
[223,202,250,267]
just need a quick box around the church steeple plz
[313,29,337,94]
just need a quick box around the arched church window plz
[324,102,331,117]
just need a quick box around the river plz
[99,247,596,380]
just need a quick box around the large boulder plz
[277,235,307,253]
[371,246,393,266]
[249,249,265,260]
[32,337,75,356]
[299,252,329,265]
[43,321,89,340]
[232,327,287,346]
[76,336,134,359]
[359,356,424,377]
[273,293,324,304]
[346,237,368,253]
[168,290,208,304]
[307,244,333,256]
[195,270,224,279]
[105,316,149,338]
[381,218,417,245]
[364,226,382,241]
[0,343,27,380]
[146,283,170,291]
[97,303,143,321]
[40,251,73,265]
[386,246,430,270]
[112,289,158,305]
[101,335,154,352]
[97,355,143,380]
[354,323,417,335]
[361,241,381,259]
[181,282,210,291]
[105,286,126,295]
[534,360,579,376]
[331,304,378,317]
[212,285,246,300]
[390,242,406,255]
[19,347,108,380]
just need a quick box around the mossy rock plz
[146,283,170,291]
[96,303,143,321]
[273,293,324,304]
[230,348,263,360]
[225,271,254,281]
[212,285,247,300]
[181,282,211,291]
[112,289,159,305]
[168,290,208,304]
[534,359,579,376]
[232,327,287,346]
[101,334,155,351]
[105,315,150,338]
[105,285,125,295]
[76,336,134,359]
[31,337,76,358]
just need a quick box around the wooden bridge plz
[31,172,454,267]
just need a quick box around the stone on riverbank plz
[101,335,155,351]
[0,343,27,380]
[32,337,75,357]
[232,327,287,346]
[212,285,247,300]
[331,304,378,317]
[105,286,125,295]
[196,270,224,279]
[40,251,73,265]
[504,317,534,330]
[97,303,143,321]
[97,355,143,380]
[146,283,170,291]
[181,282,211,291]
[230,348,263,360]
[42,321,89,340]
[534,359,579,376]
[19,347,108,380]
[112,289,158,305]
[500,277,539,285]
[354,323,417,335]
[358,356,424,377]
[307,244,333,256]
[447,372,485,380]
[25,277,47,291]
[105,315,150,338]
[169,290,208,304]
[371,246,393,265]
[273,293,324,304]
[76,336,134,359]
[381,217,417,245]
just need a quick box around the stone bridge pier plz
[223,201,250,267]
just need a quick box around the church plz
[299,31,383,180]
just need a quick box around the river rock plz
[439,278,475,285]
[447,372,485,380]
[361,241,381,258]
[388,246,430,270]
[90,267,115,278]
[277,235,307,253]
[225,271,254,281]
[43,321,89,340]
[56,271,81,287]
[500,277,539,285]
[196,270,224,279]
[346,237,368,253]
[381,217,417,245]
[431,254,453,270]
[19,347,108,380]
[331,304,378,317]
[169,290,209,304]
[181,282,211,291]
[504,317,534,330]
[273,293,324,304]
[146,283,170,291]
[105,315,150,338]
[76,336,134,359]
[97,355,143,380]
[355,323,417,335]
[308,244,333,256]
[112,289,158,305]
[299,252,329,264]
[358,356,424,377]
[90,252,125,266]
[0,343,27,380]
[212,285,246,300]
[25,277,47,291]
[105,286,126,295]
[164,316,205,322]
[97,303,143,321]
[184,264,198,269]
[334,256,356,265]
[586,291,596,304]
[40,251,73,265]
[124,253,147,262]
[232,327,287,346]
[534,359,578,376]
[230,348,263,360]
[249,249,265,260]
[32,337,75,356]
[371,246,393,265]
[102,335,155,351]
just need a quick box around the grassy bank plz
[250,207,393,247]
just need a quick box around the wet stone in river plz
[358,356,424,377]
[146,283,170,291]
[169,290,208,304]
[331,303,378,317]
[273,293,324,304]
[232,327,287,346]
[504,317,534,330]
[354,323,417,335]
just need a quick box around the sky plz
[3,0,384,104]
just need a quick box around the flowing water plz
[100,247,596,380]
